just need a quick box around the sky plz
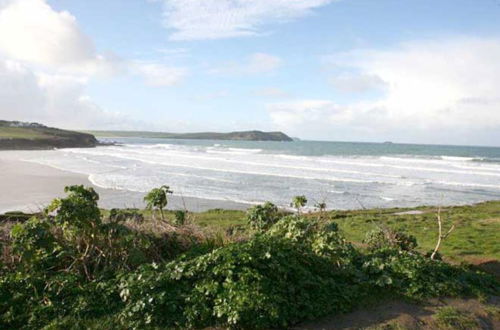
[0,0,500,146]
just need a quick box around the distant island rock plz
[0,120,98,150]
[88,130,294,142]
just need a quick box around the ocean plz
[21,138,500,210]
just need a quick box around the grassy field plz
[0,127,47,139]
[172,201,500,263]
[329,201,500,263]
[0,121,97,149]
[85,129,293,141]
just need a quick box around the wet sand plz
[0,152,248,213]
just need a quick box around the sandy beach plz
[0,151,248,213]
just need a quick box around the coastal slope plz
[88,130,293,141]
[0,120,98,150]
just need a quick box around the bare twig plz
[431,206,455,260]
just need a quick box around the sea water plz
[21,138,500,210]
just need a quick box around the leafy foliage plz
[364,227,418,252]
[246,201,279,231]
[119,234,359,328]
[0,187,498,329]
[46,185,101,230]
[291,195,307,213]
[10,217,59,272]
[173,210,187,226]
[360,248,497,299]
[109,208,144,224]
[144,185,173,220]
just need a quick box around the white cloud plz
[329,73,387,93]
[269,100,343,127]
[270,37,500,145]
[0,0,119,76]
[246,53,282,73]
[159,0,335,40]
[0,0,137,129]
[0,59,131,129]
[254,87,290,98]
[210,52,282,75]
[133,62,188,86]
[0,0,184,129]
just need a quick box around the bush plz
[10,217,60,272]
[361,249,499,299]
[0,272,121,329]
[291,195,307,213]
[173,210,187,226]
[119,234,361,329]
[364,227,418,252]
[267,216,356,264]
[246,202,279,231]
[46,185,101,231]
[109,209,143,224]
[144,186,173,220]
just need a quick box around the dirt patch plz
[294,298,500,330]
[465,258,500,280]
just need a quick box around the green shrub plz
[119,234,361,329]
[361,249,499,299]
[46,185,101,231]
[144,186,173,220]
[173,210,187,226]
[364,228,418,252]
[0,272,121,329]
[109,209,143,224]
[291,195,307,213]
[267,216,356,263]
[10,217,60,272]
[246,202,279,231]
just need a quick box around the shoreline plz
[0,155,249,214]
[1,150,499,214]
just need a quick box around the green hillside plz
[87,129,293,141]
[0,120,98,150]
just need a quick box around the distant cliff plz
[89,130,294,142]
[0,121,98,150]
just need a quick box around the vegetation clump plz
[109,208,144,224]
[0,187,498,329]
[364,227,418,252]
[433,306,479,329]
[144,185,173,220]
[246,201,279,231]
[291,195,308,214]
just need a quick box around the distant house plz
[6,121,45,128]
